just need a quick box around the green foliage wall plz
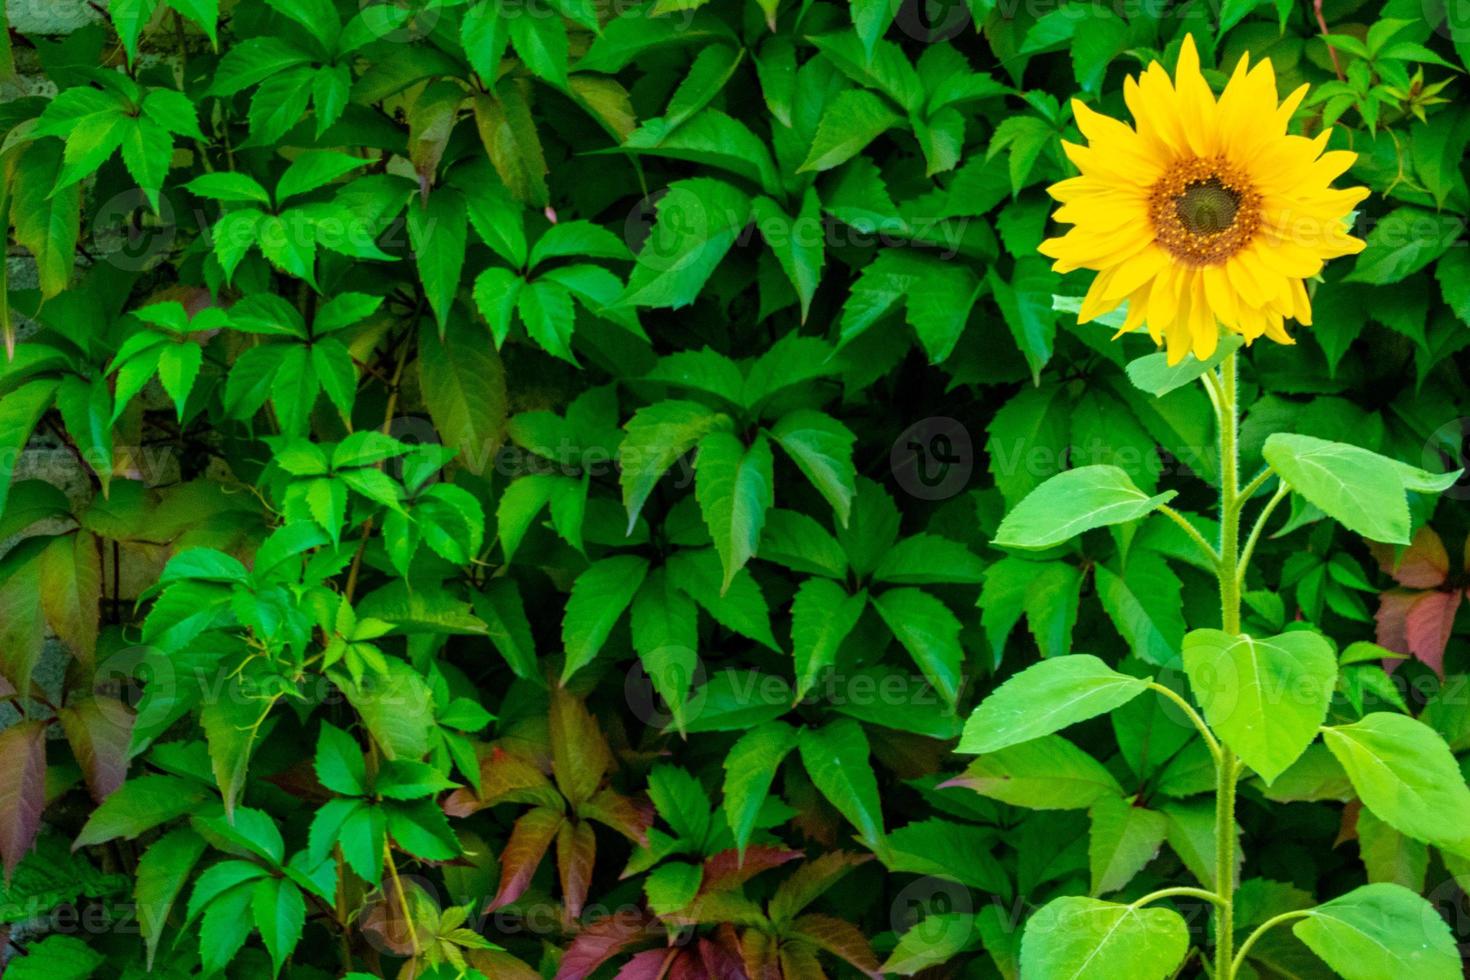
[0,0,1468,977]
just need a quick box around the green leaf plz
[798,720,886,852]
[4,934,104,980]
[1292,883,1461,980]
[407,190,468,332]
[958,654,1149,754]
[339,659,436,761]
[275,150,367,205]
[694,431,775,591]
[849,0,899,59]
[1182,629,1336,783]
[252,876,306,977]
[620,400,732,531]
[949,734,1123,809]
[417,316,507,469]
[1088,795,1167,896]
[1263,433,1455,545]
[472,89,550,207]
[630,569,701,733]
[517,278,578,363]
[1019,897,1189,980]
[722,721,798,858]
[473,578,540,681]
[769,411,857,527]
[619,179,751,308]
[871,588,964,709]
[993,465,1177,549]
[1125,337,1244,397]
[839,250,982,363]
[1093,553,1184,667]
[1321,712,1470,857]
[1346,206,1464,285]
[314,723,366,797]
[200,687,266,818]
[751,189,824,321]
[667,547,780,651]
[790,579,866,703]
[873,534,985,585]
[561,555,651,683]
[798,89,903,173]
[11,142,80,299]
[74,775,209,848]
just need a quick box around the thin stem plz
[1212,353,1243,980]
[1131,886,1228,910]
[1232,910,1312,973]
[1157,505,1221,568]
[334,844,353,971]
[1236,467,1273,507]
[1237,481,1290,589]
[1147,682,1221,764]
[384,841,421,958]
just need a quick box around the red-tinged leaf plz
[741,927,782,980]
[551,686,612,806]
[445,746,559,817]
[768,852,871,926]
[359,874,432,956]
[580,787,653,847]
[57,696,133,802]
[466,949,547,980]
[613,947,679,980]
[489,806,564,910]
[553,908,660,980]
[700,845,803,895]
[0,720,47,879]
[557,817,597,920]
[39,530,103,664]
[1376,588,1462,677]
[789,913,883,978]
[669,929,746,980]
[701,924,749,980]
[1372,528,1451,589]
[779,940,828,980]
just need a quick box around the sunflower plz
[1039,34,1369,364]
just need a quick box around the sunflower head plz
[1039,34,1369,365]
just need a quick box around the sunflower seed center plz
[1176,180,1239,235]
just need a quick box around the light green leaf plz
[993,465,1177,550]
[950,735,1123,809]
[1182,629,1336,783]
[1019,897,1189,980]
[1292,883,1461,980]
[1321,712,1470,857]
[958,655,1149,754]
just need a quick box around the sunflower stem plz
[1212,352,1243,979]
